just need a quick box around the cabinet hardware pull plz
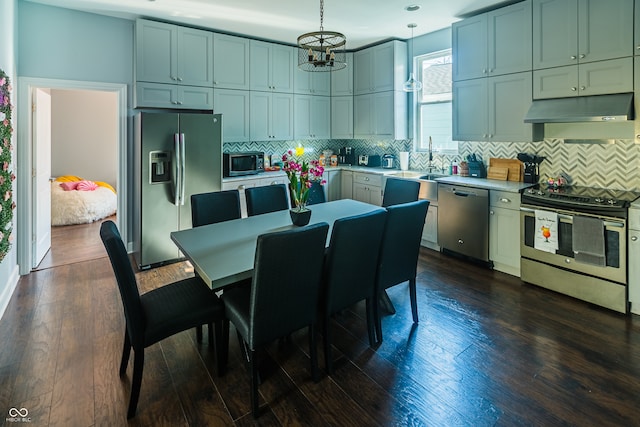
[490,210,494,215]
[579,54,585,59]
[177,77,183,82]
[458,239,464,244]
[238,185,245,190]
[500,198,511,203]
[570,55,577,60]
[580,86,586,91]
[632,236,638,242]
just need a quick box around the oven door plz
[520,205,627,284]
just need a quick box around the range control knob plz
[607,199,617,205]
[537,190,545,196]
[594,197,604,203]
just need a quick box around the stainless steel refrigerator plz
[133,112,222,268]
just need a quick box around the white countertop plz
[435,175,535,193]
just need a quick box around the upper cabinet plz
[532,0,633,70]
[354,41,407,95]
[331,52,354,96]
[250,40,294,93]
[294,66,331,95]
[354,91,407,140]
[294,95,331,140]
[213,34,250,90]
[136,19,213,87]
[452,0,532,81]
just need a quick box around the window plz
[415,49,457,154]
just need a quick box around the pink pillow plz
[76,180,98,191]
[59,182,78,191]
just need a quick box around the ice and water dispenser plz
[149,151,171,184]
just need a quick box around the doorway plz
[17,78,128,275]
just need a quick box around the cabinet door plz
[177,27,213,87]
[354,94,373,138]
[489,206,521,276]
[178,86,214,110]
[293,95,312,139]
[341,171,353,199]
[353,182,370,203]
[372,91,394,137]
[249,91,271,140]
[295,68,330,95]
[271,92,294,140]
[332,52,354,95]
[452,14,488,81]
[214,34,250,90]
[489,72,535,142]
[577,0,633,63]
[214,89,250,142]
[250,40,272,91]
[331,96,354,139]
[532,0,578,69]
[372,43,395,92]
[629,229,640,314]
[578,57,633,96]
[421,205,438,245]
[354,49,373,95]
[136,20,177,84]
[635,2,640,55]
[310,96,331,139]
[135,82,178,108]
[271,44,294,93]
[452,79,488,141]
[488,0,532,76]
[323,170,342,201]
[533,65,578,99]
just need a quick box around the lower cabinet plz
[628,207,640,314]
[222,173,288,217]
[341,171,353,200]
[421,205,439,250]
[323,169,342,202]
[352,172,383,206]
[489,190,521,276]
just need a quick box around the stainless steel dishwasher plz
[437,183,489,262]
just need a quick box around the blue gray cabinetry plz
[213,89,250,142]
[250,40,294,93]
[213,34,250,90]
[250,91,294,141]
[294,95,330,140]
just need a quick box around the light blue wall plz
[413,27,451,56]
[18,1,134,87]
[0,0,20,321]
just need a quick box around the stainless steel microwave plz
[223,151,264,177]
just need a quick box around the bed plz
[51,176,117,226]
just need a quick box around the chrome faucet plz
[427,136,434,172]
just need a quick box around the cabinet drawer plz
[259,176,287,187]
[353,173,382,187]
[222,180,258,191]
[489,190,520,209]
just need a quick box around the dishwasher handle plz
[454,190,472,197]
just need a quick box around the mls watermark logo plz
[6,407,31,423]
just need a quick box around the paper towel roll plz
[399,152,409,171]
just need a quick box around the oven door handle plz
[520,207,625,228]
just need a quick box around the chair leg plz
[127,349,144,419]
[365,298,376,347]
[409,278,419,323]
[309,323,319,382]
[374,291,383,345]
[249,348,260,418]
[119,332,131,377]
[323,315,333,375]
[196,325,203,343]
[215,319,230,376]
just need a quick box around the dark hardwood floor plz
[2,226,640,426]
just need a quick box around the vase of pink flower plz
[282,146,325,226]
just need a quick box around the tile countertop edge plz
[434,176,535,193]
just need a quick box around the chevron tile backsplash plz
[225,138,640,192]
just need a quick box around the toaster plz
[358,154,381,167]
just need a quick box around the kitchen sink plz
[388,171,423,179]
[419,173,446,180]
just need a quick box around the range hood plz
[524,93,634,123]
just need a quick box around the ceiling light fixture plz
[403,23,423,92]
[297,0,346,72]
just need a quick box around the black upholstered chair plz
[191,190,241,227]
[321,209,387,373]
[100,220,226,419]
[222,222,330,418]
[306,181,327,205]
[375,200,430,343]
[245,184,290,216]
[381,177,421,207]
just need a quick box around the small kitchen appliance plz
[517,153,545,184]
[382,154,396,169]
[358,154,381,167]
[338,147,355,165]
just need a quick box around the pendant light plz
[297,0,347,72]
[403,23,422,92]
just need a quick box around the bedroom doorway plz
[17,78,128,275]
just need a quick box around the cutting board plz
[489,158,523,182]
[487,166,509,181]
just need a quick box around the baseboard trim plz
[0,264,20,320]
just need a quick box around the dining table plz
[170,198,385,292]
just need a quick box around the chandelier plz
[297,0,347,72]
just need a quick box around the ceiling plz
[25,0,513,49]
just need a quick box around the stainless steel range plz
[520,185,640,313]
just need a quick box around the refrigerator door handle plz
[173,133,181,206]
[179,133,186,206]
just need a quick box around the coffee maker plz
[338,147,355,165]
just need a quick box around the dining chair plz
[221,222,330,418]
[381,177,421,207]
[245,184,290,216]
[321,209,387,374]
[191,189,241,227]
[99,220,227,419]
[374,200,430,344]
